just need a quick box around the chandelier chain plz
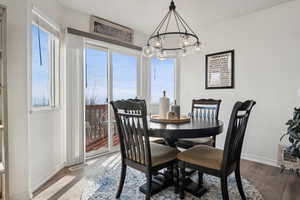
[174,10,197,37]
[150,10,171,39]
[164,10,172,33]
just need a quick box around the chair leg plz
[174,162,179,194]
[145,172,152,200]
[116,163,127,199]
[235,164,246,200]
[198,171,203,188]
[212,136,216,147]
[170,164,174,184]
[179,162,186,199]
[221,176,229,200]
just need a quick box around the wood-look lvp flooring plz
[33,154,300,200]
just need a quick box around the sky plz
[86,48,176,105]
[85,49,138,104]
[151,58,175,103]
[32,24,50,107]
[32,23,176,107]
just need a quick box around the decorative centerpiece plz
[171,100,180,119]
[159,91,170,119]
[150,115,190,124]
[152,94,190,124]
[279,107,300,176]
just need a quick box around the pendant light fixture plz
[143,0,201,59]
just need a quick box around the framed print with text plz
[205,50,234,89]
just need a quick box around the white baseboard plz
[31,162,65,192]
[9,191,32,200]
[65,159,84,167]
[242,153,278,167]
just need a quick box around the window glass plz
[32,24,50,107]
[85,47,108,105]
[112,52,137,100]
[151,58,176,103]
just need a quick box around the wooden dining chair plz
[176,99,222,149]
[111,99,180,200]
[177,100,256,200]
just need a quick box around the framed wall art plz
[205,50,235,89]
[90,16,134,44]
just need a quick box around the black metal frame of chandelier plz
[147,32,199,51]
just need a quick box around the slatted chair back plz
[111,99,152,167]
[222,100,256,171]
[191,99,222,120]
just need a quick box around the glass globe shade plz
[180,35,190,47]
[154,37,163,48]
[157,50,166,60]
[181,48,187,57]
[142,45,154,57]
[194,42,201,51]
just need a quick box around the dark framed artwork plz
[205,50,235,89]
[90,16,134,44]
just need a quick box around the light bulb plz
[157,50,166,60]
[154,37,163,48]
[181,35,190,47]
[194,42,201,51]
[142,45,154,57]
[181,48,187,57]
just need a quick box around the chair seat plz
[177,145,223,170]
[150,143,180,167]
[176,137,214,149]
[149,137,166,145]
[181,137,212,143]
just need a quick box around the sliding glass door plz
[85,45,109,156]
[85,43,140,156]
[111,52,139,150]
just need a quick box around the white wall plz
[28,0,65,192]
[0,0,65,198]
[61,5,148,47]
[0,0,31,199]
[180,0,300,166]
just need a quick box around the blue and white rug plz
[81,155,263,200]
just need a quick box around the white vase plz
[159,91,170,119]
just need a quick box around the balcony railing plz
[85,104,119,153]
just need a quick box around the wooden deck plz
[85,104,119,153]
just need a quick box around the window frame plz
[30,21,60,111]
[148,57,180,106]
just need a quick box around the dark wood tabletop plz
[149,118,224,140]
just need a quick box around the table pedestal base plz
[183,169,208,197]
[185,180,208,197]
[139,173,173,196]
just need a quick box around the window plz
[151,58,176,104]
[85,46,108,105]
[112,52,138,100]
[31,12,60,109]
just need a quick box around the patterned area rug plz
[81,155,263,200]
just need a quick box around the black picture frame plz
[205,50,235,89]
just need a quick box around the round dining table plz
[139,118,224,197]
[149,118,224,146]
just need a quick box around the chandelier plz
[143,0,201,59]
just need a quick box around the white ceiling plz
[57,0,292,34]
